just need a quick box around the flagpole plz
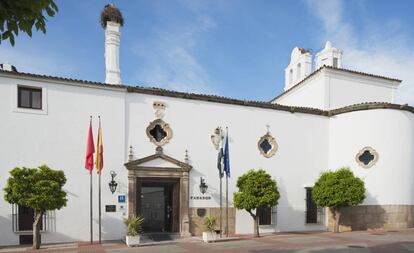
[220,174,223,238]
[226,127,229,238]
[226,173,229,237]
[89,116,93,245]
[90,171,93,244]
[98,116,102,244]
[99,172,101,244]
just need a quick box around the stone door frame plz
[124,150,192,237]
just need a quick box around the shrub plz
[203,215,217,233]
[312,167,365,232]
[124,215,144,236]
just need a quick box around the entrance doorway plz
[137,180,180,233]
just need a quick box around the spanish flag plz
[96,117,104,175]
[84,118,95,174]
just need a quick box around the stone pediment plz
[124,152,192,172]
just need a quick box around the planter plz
[202,231,217,243]
[125,235,141,247]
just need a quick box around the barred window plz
[305,187,325,224]
[12,205,49,233]
[258,206,277,226]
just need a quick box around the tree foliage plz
[0,0,58,46]
[233,169,279,237]
[4,165,67,249]
[312,167,365,232]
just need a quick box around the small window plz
[333,57,338,68]
[149,124,167,142]
[305,187,318,224]
[356,146,378,168]
[258,206,277,226]
[258,126,278,158]
[289,69,293,84]
[18,86,42,109]
[305,187,325,224]
[297,63,301,80]
[146,119,173,147]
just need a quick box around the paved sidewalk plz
[2,229,414,252]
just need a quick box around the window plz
[289,69,293,84]
[149,124,167,142]
[11,205,47,233]
[18,86,42,109]
[305,187,325,224]
[258,127,278,158]
[146,119,173,147]
[333,57,338,68]
[258,206,277,226]
[305,187,317,223]
[356,146,378,168]
[297,63,301,79]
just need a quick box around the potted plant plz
[202,215,218,243]
[124,215,144,247]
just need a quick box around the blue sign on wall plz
[118,195,126,203]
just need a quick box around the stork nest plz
[100,4,124,28]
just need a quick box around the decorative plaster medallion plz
[146,119,173,147]
[210,127,223,150]
[258,126,278,158]
[356,146,378,169]
[153,101,166,119]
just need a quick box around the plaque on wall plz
[105,205,116,212]
[197,208,206,218]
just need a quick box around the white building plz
[0,4,413,246]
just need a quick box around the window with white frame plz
[17,86,42,109]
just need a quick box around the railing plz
[11,205,49,233]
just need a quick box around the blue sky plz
[1,0,414,102]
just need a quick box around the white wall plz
[327,70,398,109]
[329,109,414,205]
[274,68,399,110]
[0,73,412,245]
[274,74,327,109]
[0,76,127,245]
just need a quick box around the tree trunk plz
[247,210,260,238]
[33,210,43,250]
[254,215,260,237]
[331,207,341,233]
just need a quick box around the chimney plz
[101,4,124,85]
[315,41,343,69]
[0,63,17,72]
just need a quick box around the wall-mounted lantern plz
[199,177,208,194]
[108,170,118,194]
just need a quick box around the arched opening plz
[297,63,301,80]
[289,69,293,84]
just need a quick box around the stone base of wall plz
[327,205,414,232]
[190,207,236,236]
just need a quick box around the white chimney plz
[0,63,17,72]
[101,4,124,85]
[105,21,122,84]
[315,41,343,69]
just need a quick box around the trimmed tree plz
[4,165,67,249]
[233,169,280,237]
[312,167,365,233]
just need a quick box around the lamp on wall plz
[199,177,208,194]
[108,170,118,194]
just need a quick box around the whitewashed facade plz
[0,5,413,246]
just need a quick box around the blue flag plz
[224,129,230,178]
